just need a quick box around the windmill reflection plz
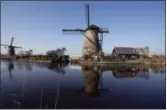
[8,61,14,80]
[48,63,68,75]
[81,65,110,97]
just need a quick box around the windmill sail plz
[62,29,85,35]
[85,4,90,27]
[10,37,14,46]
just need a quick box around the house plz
[111,47,149,62]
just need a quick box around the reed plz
[40,88,43,108]
[12,100,21,108]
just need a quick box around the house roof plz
[114,47,138,54]
[113,47,149,55]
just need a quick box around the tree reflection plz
[150,65,166,74]
[48,63,68,75]
[16,62,24,70]
[15,61,33,72]
[35,62,49,69]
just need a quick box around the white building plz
[69,54,81,60]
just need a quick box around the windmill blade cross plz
[62,29,85,32]
[13,46,22,48]
[62,29,85,35]
[85,4,90,27]
[1,44,10,47]
[99,28,109,33]
[10,37,14,46]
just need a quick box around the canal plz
[0,60,166,109]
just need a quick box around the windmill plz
[62,4,109,59]
[1,37,22,56]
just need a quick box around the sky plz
[1,1,165,55]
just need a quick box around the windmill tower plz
[62,4,109,59]
[1,37,22,56]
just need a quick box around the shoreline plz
[0,59,51,63]
[1,59,165,65]
[80,61,165,64]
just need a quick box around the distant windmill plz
[1,37,22,56]
[62,4,109,58]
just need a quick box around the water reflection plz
[81,65,110,97]
[81,65,101,96]
[24,62,32,72]
[150,65,166,74]
[35,62,48,68]
[1,61,166,109]
[15,61,33,72]
[48,63,68,75]
[3,61,166,82]
[80,65,157,97]
[16,62,24,70]
[111,66,150,79]
[7,61,14,80]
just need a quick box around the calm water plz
[0,60,166,109]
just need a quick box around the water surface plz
[0,60,166,109]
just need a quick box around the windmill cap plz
[86,24,101,31]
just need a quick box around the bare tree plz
[61,47,67,56]
[29,49,33,56]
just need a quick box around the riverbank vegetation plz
[79,54,165,65]
[1,49,165,65]
[1,47,69,63]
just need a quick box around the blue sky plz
[1,1,165,55]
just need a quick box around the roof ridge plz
[115,47,136,48]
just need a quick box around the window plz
[131,55,137,59]
[122,55,125,58]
